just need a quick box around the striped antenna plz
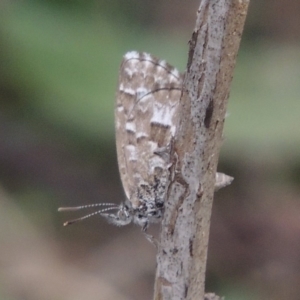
[58,205,120,226]
[58,202,117,212]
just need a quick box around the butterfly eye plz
[116,208,129,220]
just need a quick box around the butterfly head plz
[100,200,134,226]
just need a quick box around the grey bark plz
[154,1,249,300]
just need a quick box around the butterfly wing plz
[115,52,182,208]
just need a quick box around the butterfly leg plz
[142,222,159,248]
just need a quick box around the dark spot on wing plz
[150,122,171,146]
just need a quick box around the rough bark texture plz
[154,1,249,300]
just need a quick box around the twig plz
[153,1,249,300]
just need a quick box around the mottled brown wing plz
[115,51,182,208]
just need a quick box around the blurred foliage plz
[1,0,188,144]
[227,42,300,159]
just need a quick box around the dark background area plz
[0,1,300,300]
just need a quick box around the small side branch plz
[154,1,249,300]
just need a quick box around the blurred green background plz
[0,1,300,300]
